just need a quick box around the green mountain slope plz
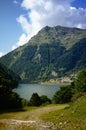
[0,26,86,82]
[0,63,20,88]
[56,38,86,75]
[28,26,86,49]
[0,63,23,110]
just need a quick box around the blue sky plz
[0,0,86,57]
[72,0,86,8]
[0,0,25,53]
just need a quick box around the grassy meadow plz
[0,95,86,130]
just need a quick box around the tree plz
[40,95,51,105]
[0,85,23,110]
[53,85,73,104]
[75,69,86,92]
[29,93,41,106]
[52,69,86,104]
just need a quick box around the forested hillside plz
[0,63,20,88]
[0,26,86,82]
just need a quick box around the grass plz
[0,106,37,119]
[0,106,38,130]
[0,95,86,130]
[41,95,86,130]
[0,104,69,130]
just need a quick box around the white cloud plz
[17,15,31,35]
[12,45,17,50]
[13,0,18,4]
[21,0,86,28]
[0,52,4,57]
[17,33,28,46]
[12,33,29,50]
[12,0,86,50]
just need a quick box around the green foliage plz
[0,63,23,110]
[74,69,86,92]
[56,38,86,74]
[29,93,42,106]
[53,69,86,104]
[29,93,51,106]
[0,85,23,110]
[53,85,73,104]
[40,95,51,105]
[0,63,20,88]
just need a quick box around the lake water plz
[13,84,66,100]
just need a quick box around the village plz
[49,71,77,83]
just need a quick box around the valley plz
[0,26,86,130]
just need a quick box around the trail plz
[0,105,68,130]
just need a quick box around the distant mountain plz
[0,26,86,82]
[0,62,20,88]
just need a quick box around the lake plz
[13,84,66,100]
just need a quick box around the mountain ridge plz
[0,26,86,82]
[27,25,86,48]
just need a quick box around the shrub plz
[29,93,41,106]
[40,95,51,105]
[74,69,86,92]
[53,85,73,104]
[0,85,23,110]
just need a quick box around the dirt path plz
[0,105,69,130]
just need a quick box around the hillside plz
[0,63,20,88]
[0,63,23,110]
[41,94,86,130]
[0,26,86,82]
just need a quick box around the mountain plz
[0,62,20,88]
[0,26,86,82]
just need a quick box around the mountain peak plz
[0,26,86,82]
[29,25,86,48]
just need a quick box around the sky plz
[0,0,86,57]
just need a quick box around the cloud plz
[21,0,86,28]
[17,15,31,35]
[0,52,4,57]
[13,0,18,4]
[13,0,86,50]
[12,33,29,50]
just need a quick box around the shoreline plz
[40,81,71,85]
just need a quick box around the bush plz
[74,69,86,92]
[29,93,41,106]
[53,85,73,104]
[29,93,51,106]
[53,69,86,104]
[71,92,85,102]
[40,95,51,105]
[0,85,23,110]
